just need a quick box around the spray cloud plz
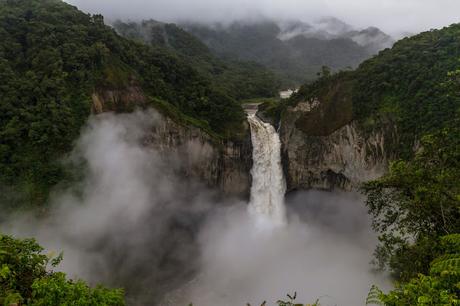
[2,110,389,305]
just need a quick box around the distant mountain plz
[182,18,394,86]
[112,19,280,100]
[280,18,393,51]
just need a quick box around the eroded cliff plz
[145,115,252,198]
[279,100,397,191]
[92,85,252,198]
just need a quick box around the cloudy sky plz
[66,0,460,36]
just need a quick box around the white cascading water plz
[247,110,286,226]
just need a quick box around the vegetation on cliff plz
[364,47,460,306]
[291,23,460,304]
[0,0,259,208]
[361,66,460,287]
[291,24,460,156]
[364,122,460,278]
[368,234,460,305]
[113,20,280,101]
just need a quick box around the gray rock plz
[145,115,252,198]
[92,84,252,199]
[279,101,397,191]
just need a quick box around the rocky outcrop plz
[92,79,147,114]
[280,101,397,191]
[92,85,252,198]
[255,110,277,128]
[145,116,252,198]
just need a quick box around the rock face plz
[92,85,252,198]
[279,101,397,191]
[92,79,147,113]
[145,115,253,198]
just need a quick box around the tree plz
[0,234,125,305]
[363,122,460,280]
[370,234,460,306]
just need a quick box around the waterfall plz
[247,110,286,226]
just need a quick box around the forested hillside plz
[290,23,460,302]
[113,20,280,100]
[291,23,460,156]
[0,0,257,209]
[183,19,392,86]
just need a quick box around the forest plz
[1,0,460,305]
[289,23,460,305]
[0,0,278,210]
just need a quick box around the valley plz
[0,0,459,305]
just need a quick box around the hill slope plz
[289,23,460,156]
[182,18,393,86]
[276,22,460,191]
[113,20,280,101]
[0,0,249,207]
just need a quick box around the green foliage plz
[373,234,460,306]
[292,29,460,283]
[31,273,125,306]
[256,98,285,125]
[276,292,320,306]
[245,292,320,306]
[112,20,280,102]
[289,72,354,136]
[184,21,374,87]
[292,25,460,156]
[242,98,286,128]
[0,235,48,301]
[366,285,384,305]
[363,123,460,280]
[0,234,125,305]
[0,0,250,208]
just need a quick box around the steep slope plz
[280,23,460,190]
[112,20,280,101]
[183,19,393,86]
[0,0,252,208]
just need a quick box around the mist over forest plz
[67,0,460,36]
[1,0,459,305]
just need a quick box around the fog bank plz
[166,191,390,306]
[2,110,225,303]
[66,0,460,36]
[2,110,389,305]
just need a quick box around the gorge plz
[1,1,459,305]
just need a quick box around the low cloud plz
[2,110,224,303]
[2,110,389,305]
[166,191,390,306]
[66,0,460,35]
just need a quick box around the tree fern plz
[366,285,384,306]
[375,234,460,305]
[440,234,460,254]
[430,254,460,276]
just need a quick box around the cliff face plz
[92,79,147,113]
[279,101,397,191]
[145,115,252,198]
[92,86,252,198]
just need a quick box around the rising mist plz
[1,110,389,305]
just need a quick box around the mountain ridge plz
[180,17,394,86]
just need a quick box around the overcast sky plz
[66,0,460,36]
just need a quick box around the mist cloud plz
[66,0,460,35]
[2,110,224,303]
[2,110,389,305]
[164,191,390,306]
